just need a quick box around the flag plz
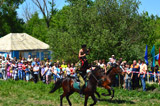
[151,45,155,67]
[158,48,160,66]
[144,45,148,65]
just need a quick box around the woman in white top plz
[66,64,71,76]
[45,63,51,84]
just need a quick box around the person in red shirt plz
[22,61,26,80]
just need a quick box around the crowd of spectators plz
[0,54,160,91]
[95,55,160,91]
[0,55,76,84]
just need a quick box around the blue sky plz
[17,0,160,20]
[139,0,160,16]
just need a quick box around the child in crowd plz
[25,65,30,82]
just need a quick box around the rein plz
[91,72,99,82]
[90,67,103,83]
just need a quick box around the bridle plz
[90,67,104,83]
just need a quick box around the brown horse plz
[50,66,104,106]
[99,63,123,100]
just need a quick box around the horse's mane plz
[106,63,118,75]
[106,67,113,75]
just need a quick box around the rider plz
[79,44,90,74]
[78,44,90,96]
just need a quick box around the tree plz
[0,0,24,37]
[24,12,48,42]
[31,0,57,28]
[48,0,156,63]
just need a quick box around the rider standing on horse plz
[79,44,90,74]
[78,44,90,96]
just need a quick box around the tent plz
[0,33,51,60]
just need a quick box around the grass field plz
[0,80,160,106]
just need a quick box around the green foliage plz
[48,0,155,63]
[24,12,48,43]
[0,0,25,37]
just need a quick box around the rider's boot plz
[80,85,85,98]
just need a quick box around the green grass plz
[0,80,160,106]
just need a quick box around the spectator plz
[98,60,102,66]
[124,63,132,90]
[155,65,159,82]
[27,55,33,63]
[0,65,2,79]
[138,60,147,91]
[111,55,116,62]
[21,57,25,63]
[0,55,2,64]
[1,57,7,80]
[52,63,60,83]
[37,58,40,66]
[45,63,52,84]
[70,63,75,77]
[137,59,142,66]
[18,59,23,80]
[22,62,26,80]
[98,60,105,68]
[11,60,17,80]
[6,58,11,79]
[61,61,67,77]
[56,64,61,79]
[41,64,46,83]
[66,64,71,76]
[131,60,140,90]
[32,58,37,67]
[57,60,60,66]
[158,70,160,85]
[25,64,30,82]
[33,63,39,83]
[28,62,33,80]
[59,67,64,79]
[45,58,52,66]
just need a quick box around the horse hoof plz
[101,93,106,96]
[101,93,108,96]
[110,97,113,100]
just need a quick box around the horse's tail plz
[49,78,63,93]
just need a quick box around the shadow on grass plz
[98,99,135,104]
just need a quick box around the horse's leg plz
[90,94,97,106]
[95,91,100,98]
[110,87,114,100]
[102,89,111,96]
[84,94,89,106]
[66,92,73,106]
[60,93,66,106]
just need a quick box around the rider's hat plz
[81,44,86,48]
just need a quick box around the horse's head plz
[91,66,105,80]
[109,63,123,75]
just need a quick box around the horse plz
[50,66,104,106]
[98,63,124,100]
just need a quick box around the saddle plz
[72,73,88,90]
[73,78,87,90]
